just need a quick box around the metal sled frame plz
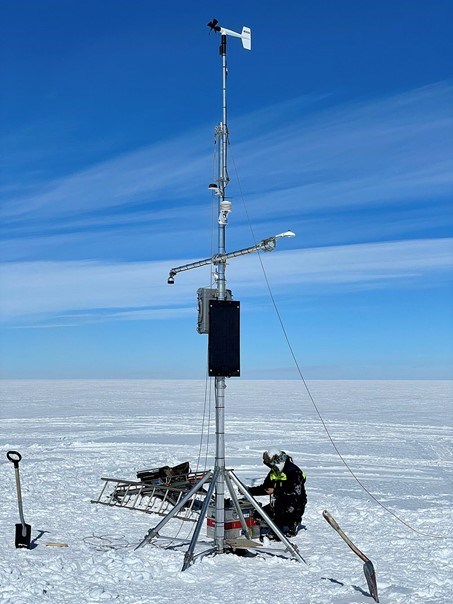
[91,471,209,523]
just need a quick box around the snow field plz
[1,379,452,603]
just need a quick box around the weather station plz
[135,19,302,568]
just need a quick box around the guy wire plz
[195,136,220,474]
[230,151,447,540]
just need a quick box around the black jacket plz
[248,457,307,523]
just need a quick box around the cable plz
[83,533,131,551]
[230,151,448,540]
[204,376,213,470]
[195,362,213,476]
[195,133,220,475]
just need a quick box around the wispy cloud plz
[1,82,452,246]
[241,238,453,288]
[231,83,453,214]
[1,238,451,326]
[0,130,211,222]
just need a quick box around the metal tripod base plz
[136,467,306,570]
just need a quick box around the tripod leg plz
[182,467,219,571]
[135,470,213,549]
[229,471,306,564]
[224,471,250,537]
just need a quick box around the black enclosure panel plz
[208,300,240,377]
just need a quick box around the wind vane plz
[208,19,252,50]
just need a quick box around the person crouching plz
[247,449,307,538]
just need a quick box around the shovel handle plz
[323,510,369,563]
[7,450,27,530]
[7,451,22,468]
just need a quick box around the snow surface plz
[1,379,452,603]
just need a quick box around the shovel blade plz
[363,560,379,603]
[15,523,32,549]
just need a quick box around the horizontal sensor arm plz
[167,231,294,283]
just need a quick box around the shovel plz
[7,451,32,549]
[323,510,379,603]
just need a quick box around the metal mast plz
[211,21,250,554]
[213,29,228,555]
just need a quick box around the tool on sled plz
[323,510,379,603]
[7,451,32,549]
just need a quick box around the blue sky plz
[0,0,452,379]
